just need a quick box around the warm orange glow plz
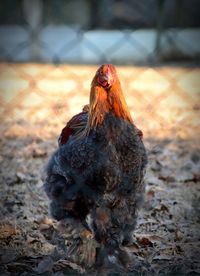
[0,63,199,140]
[109,78,133,124]
[86,66,133,134]
[88,85,109,129]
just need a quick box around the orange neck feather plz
[108,79,133,124]
[86,78,133,133]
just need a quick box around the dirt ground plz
[0,130,199,275]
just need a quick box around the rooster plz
[44,64,147,269]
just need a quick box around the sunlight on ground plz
[0,63,199,139]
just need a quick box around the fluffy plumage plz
[44,64,147,269]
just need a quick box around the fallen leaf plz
[16,172,26,183]
[26,235,37,244]
[126,242,140,252]
[137,236,153,247]
[146,188,155,199]
[175,229,184,241]
[0,223,18,239]
[36,216,53,225]
[147,175,163,186]
[36,256,54,274]
[153,204,169,213]
[25,142,47,158]
[54,259,85,274]
[39,223,52,231]
[153,254,171,261]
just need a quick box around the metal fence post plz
[155,0,166,57]
[22,0,43,61]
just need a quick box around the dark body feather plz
[45,113,147,265]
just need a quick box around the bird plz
[44,64,147,270]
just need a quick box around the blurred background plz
[0,0,199,140]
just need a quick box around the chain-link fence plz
[0,0,200,64]
[0,63,199,140]
[0,0,199,139]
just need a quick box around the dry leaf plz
[146,189,155,199]
[137,237,153,247]
[175,230,184,241]
[54,259,85,274]
[36,257,54,274]
[154,204,169,213]
[153,254,171,261]
[36,216,53,225]
[0,223,18,239]
[126,242,140,253]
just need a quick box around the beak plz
[101,75,109,82]
[99,74,113,85]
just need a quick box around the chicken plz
[44,64,147,269]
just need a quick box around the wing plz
[136,127,143,139]
[45,129,99,221]
[58,105,89,146]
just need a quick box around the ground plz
[0,63,200,275]
[0,133,199,275]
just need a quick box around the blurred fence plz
[0,63,199,140]
[0,0,200,64]
[0,0,199,140]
